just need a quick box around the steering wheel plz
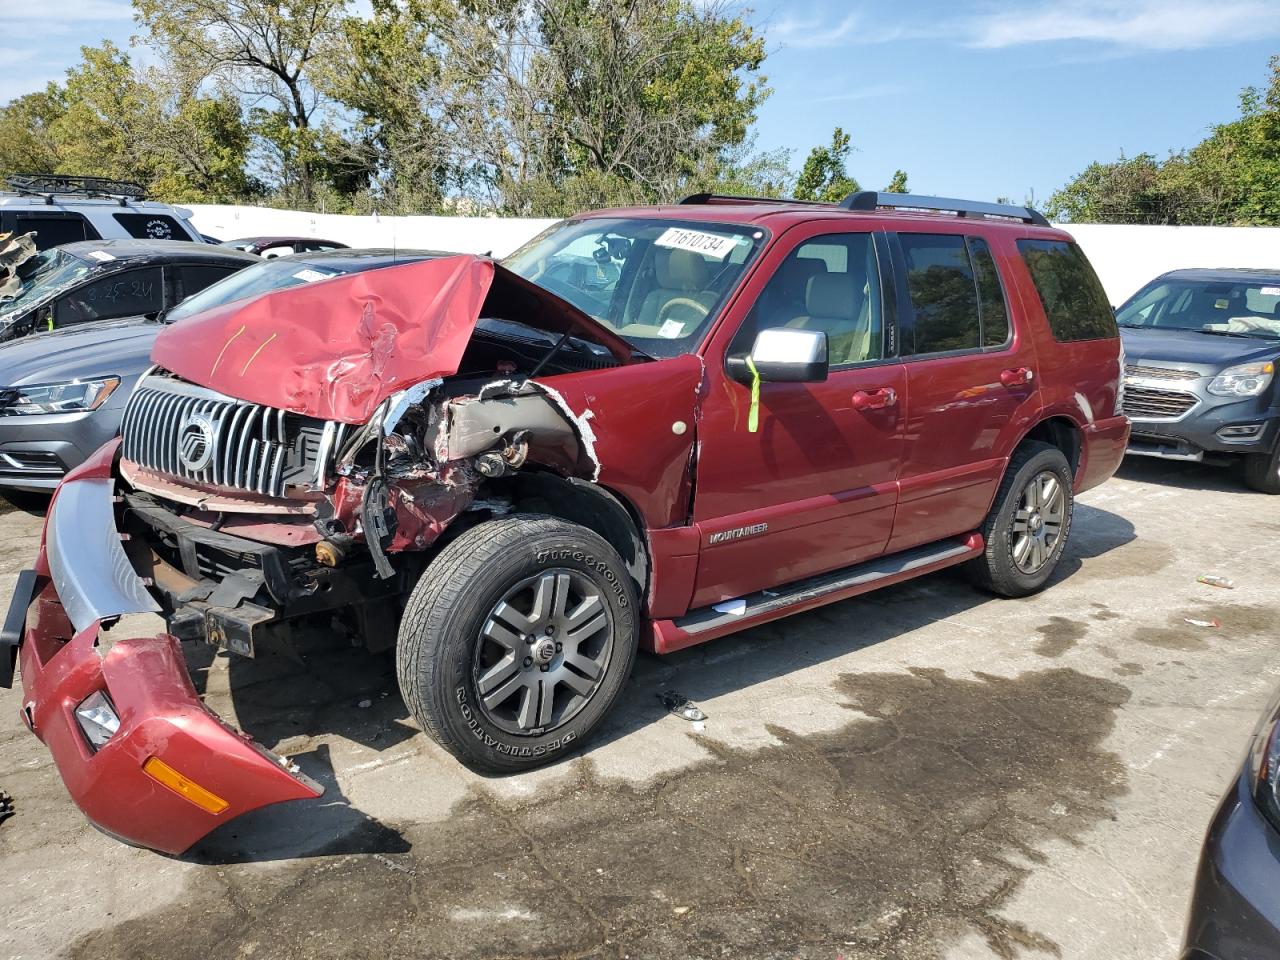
[656,297,710,328]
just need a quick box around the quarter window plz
[14,214,98,249]
[113,213,187,241]
[731,233,883,366]
[900,234,980,354]
[968,237,1010,347]
[1017,239,1117,342]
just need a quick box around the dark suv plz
[5,192,1129,854]
[1118,268,1280,493]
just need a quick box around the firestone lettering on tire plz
[456,686,577,756]
[534,549,629,608]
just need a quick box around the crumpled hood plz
[0,316,158,385]
[151,254,635,424]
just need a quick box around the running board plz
[648,533,984,655]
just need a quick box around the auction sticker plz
[292,268,336,283]
[87,251,115,262]
[654,227,736,260]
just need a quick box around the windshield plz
[0,249,93,320]
[1117,277,1280,340]
[166,256,349,324]
[503,217,767,357]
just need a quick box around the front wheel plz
[967,441,1074,598]
[1243,443,1280,494]
[396,515,639,773]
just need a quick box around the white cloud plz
[0,0,132,20]
[968,0,1280,50]
[811,83,905,103]
[773,12,863,49]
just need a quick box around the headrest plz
[655,248,711,290]
[805,273,856,320]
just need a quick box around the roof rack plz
[840,191,1050,226]
[678,192,832,207]
[4,174,147,207]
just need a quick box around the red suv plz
[3,192,1129,853]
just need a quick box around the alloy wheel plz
[472,569,614,736]
[1011,470,1067,574]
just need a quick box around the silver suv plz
[0,175,203,250]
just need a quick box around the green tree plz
[794,127,859,203]
[0,86,65,180]
[134,0,352,201]
[883,169,909,193]
[1048,56,1280,225]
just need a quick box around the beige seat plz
[627,248,719,335]
[787,273,873,365]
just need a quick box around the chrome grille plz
[121,375,326,497]
[1124,363,1200,382]
[1122,385,1199,421]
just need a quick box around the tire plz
[1243,444,1280,494]
[396,514,639,774]
[966,441,1075,598]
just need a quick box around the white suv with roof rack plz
[0,174,204,250]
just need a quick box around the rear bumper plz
[9,440,322,855]
[1182,767,1280,960]
[1077,414,1131,493]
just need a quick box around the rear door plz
[53,266,166,327]
[691,224,906,606]
[885,228,1041,553]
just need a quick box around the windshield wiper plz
[1198,328,1277,340]
[1116,322,1144,328]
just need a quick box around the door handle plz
[1000,367,1034,387]
[851,387,897,411]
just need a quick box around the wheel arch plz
[1017,415,1083,480]
[488,470,650,598]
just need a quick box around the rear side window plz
[968,237,1010,347]
[113,213,187,241]
[899,234,980,354]
[1017,239,1117,342]
[14,214,98,248]
[178,264,241,300]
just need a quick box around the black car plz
[1183,686,1280,959]
[1118,269,1280,493]
[0,238,256,342]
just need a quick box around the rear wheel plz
[1243,444,1280,494]
[967,441,1074,598]
[396,515,638,773]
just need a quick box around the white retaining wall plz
[187,205,1280,307]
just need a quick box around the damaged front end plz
[4,442,322,856]
[4,254,674,851]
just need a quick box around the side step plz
[649,533,983,655]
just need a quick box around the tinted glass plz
[15,215,95,248]
[504,218,767,358]
[113,213,187,241]
[1018,239,1117,342]
[731,233,882,365]
[900,234,980,354]
[178,264,242,300]
[968,237,1010,347]
[1116,277,1280,340]
[54,266,163,325]
[165,257,353,324]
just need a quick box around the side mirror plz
[728,327,829,384]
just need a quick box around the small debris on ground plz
[672,906,691,916]
[0,790,13,825]
[659,690,707,722]
[357,699,373,709]
[1197,575,1235,589]
[1184,617,1221,628]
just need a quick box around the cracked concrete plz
[1,455,1278,959]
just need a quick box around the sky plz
[3,0,1279,204]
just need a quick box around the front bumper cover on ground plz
[9,440,322,855]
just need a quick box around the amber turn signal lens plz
[142,756,230,814]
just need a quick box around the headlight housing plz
[1207,361,1274,398]
[0,376,120,416]
[1249,702,1280,832]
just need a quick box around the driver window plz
[730,233,883,366]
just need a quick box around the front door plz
[691,226,906,607]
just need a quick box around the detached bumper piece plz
[12,461,322,855]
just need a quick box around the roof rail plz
[4,174,147,207]
[678,192,832,207]
[840,191,1051,226]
